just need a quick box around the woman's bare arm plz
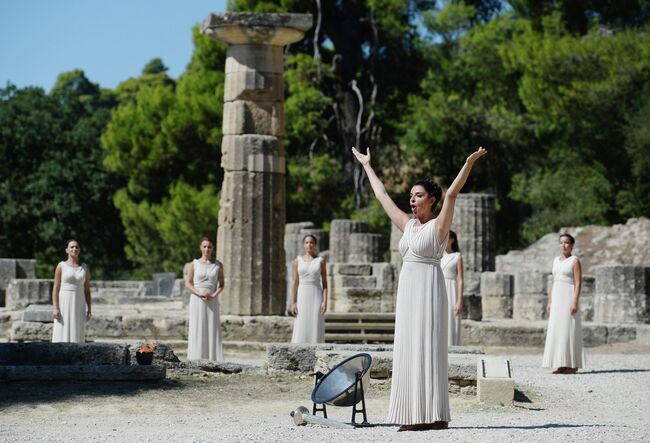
[290,259,299,315]
[351,147,411,231]
[435,147,487,242]
[52,264,62,321]
[320,258,328,315]
[571,259,582,315]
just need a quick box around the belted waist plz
[554,277,574,284]
[403,257,440,265]
[60,283,79,291]
[300,281,321,287]
[194,283,215,291]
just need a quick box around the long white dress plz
[52,262,87,343]
[187,259,224,361]
[542,256,585,368]
[291,256,325,343]
[388,218,450,425]
[441,252,462,346]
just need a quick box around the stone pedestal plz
[329,220,368,263]
[452,194,496,272]
[202,13,312,315]
[594,266,650,323]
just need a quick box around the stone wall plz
[328,263,395,313]
[594,266,650,323]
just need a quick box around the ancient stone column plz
[202,13,312,315]
[452,193,496,272]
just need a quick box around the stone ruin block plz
[222,100,284,136]
[462,271,482,321]
[152,272,176,296]
[0,342,130,365]
[513,271,550,321]
[480,272,513,320]
[463,294,483,321]
[5,279,53,310]
[329,220,368,263]
[333,263,373,276]
[594,266,650,324]
[372,263,396,295]
[330,288,392,313]
[0,259,36,291]
[15,259,36,278]
[580,275,596,321]
[453,194,496,273]
[348,233,384,263]
[10,321,52,342]
[22,304,53,322]
[390,223,403,274]
[224,70,284,102]
[0,259,17,290]
[333,275,377,289]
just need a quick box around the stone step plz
[325,312,395,321]
[326,322,395,331]
[333,275,377,289]
[0,342,129,365]
[325,332,394,343]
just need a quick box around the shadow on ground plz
[576,369,650,375]
[0,378,182,408]
[453,423,609,430]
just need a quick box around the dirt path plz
[1,351,649,442]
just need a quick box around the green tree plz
[102,28,227,274]
[0,72,126,277]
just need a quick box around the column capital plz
[201,12,312,46]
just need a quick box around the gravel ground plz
[1,349,649,442]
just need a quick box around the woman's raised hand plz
[351,146,371,166]
[466,146,487,165]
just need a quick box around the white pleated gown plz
[388,218,450,425]
[52,262,87,343]
[291,256,325,343]
[187,259,224,361]
[441,252,462,346]
[542,256,585,369]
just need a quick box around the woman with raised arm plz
[52,239,92,343]
[185,237,225,362]
[542,233,585,374]
[352,146,486,432]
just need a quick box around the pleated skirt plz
[52,288,86,343]
[187,295,224,362]
[291,283,324,343]
[444,278,462,346]
[542,281,585,368]
[388,262,450,424]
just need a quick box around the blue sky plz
[0,0,227,92]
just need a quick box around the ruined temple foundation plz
[202,13,312,315]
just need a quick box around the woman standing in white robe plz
[290,234,328,343]
[542,233,585,373]
[52,239,92,343]
[441,230,464,346]
[352,145,486,431]
[185,237,225,361]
